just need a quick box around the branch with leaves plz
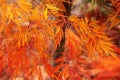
[0,0,120,80]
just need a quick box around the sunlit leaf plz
[44,8,48,19]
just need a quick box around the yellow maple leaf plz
[44,8,48,19]
[0,0,32,25]
[46,4,60,11]
[30,7,41,20]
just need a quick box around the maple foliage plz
[90,57,120,80]
[0,0,120,80]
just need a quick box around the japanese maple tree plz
[0,0,120,80]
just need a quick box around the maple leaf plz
[52,28,91,79]
[44,8,48,19]
[30,7,41,20]
[105,14,120,28]
[113,46,120,54]
[46,4,60,11]
[111,0,120,14]
[53,27,63,50]
[90,57,120,79]
[0,0,32,24]
[69,15,116,58]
